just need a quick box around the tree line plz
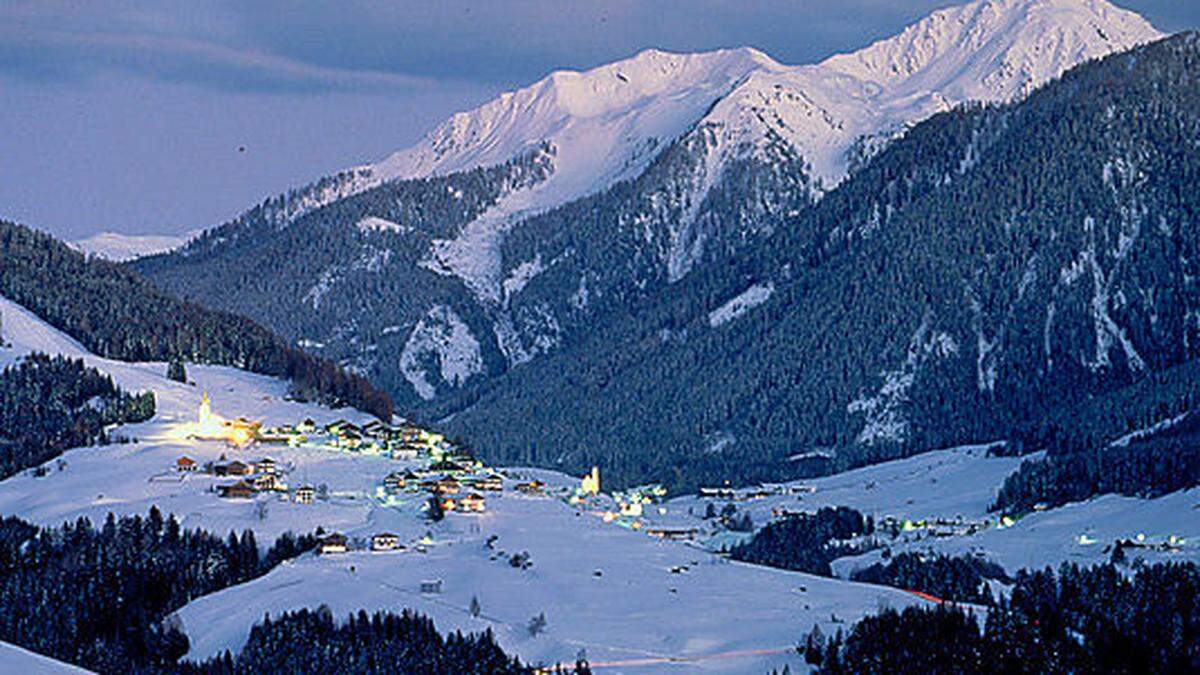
[806,561,1200,673]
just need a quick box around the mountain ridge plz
[135,1,1171,469]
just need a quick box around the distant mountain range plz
[133,0,1198,489]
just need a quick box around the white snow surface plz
[708,283,775,327]
[174,488,919,672]
[356,216,413,235]
[399,305,483,400]
[72,231,195,261]
[0,641,91,673]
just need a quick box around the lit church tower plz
[581,466,600,496]
[198,391,212,426]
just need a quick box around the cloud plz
[0,23,441,93]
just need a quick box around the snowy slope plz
[174,488,919,672]
[657,442,1200,579]
[0,642,91,674]
[0,294,379,540]
[0,293,925,672]
[72,231,194,261]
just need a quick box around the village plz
[161,391,1194,568]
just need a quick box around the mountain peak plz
[821,0,1161,98]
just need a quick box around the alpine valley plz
[133,0,1196,492]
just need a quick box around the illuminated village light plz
[190,390,259,446]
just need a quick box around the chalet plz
[337,429,363,449]
[176,456,198,472]
[645,527,700,541]
[459,492,486,513]
[297,418,317,434]
[218,481,256,499]
[515,481,545,495]
[294,485,315,504]
[319,533,348,555]
[254,458,278,475]
[698,487,737,499]
[440,496,459,512]
[419,579,442,594]
[371,532,400,551]
[361,420,384,437]
[398,424,424,443]
[257,429,291,444]
[390,445,420,461]
[431,477,461,495]
[215,461,252,477]
[383,472,408,493]
[253,473,280,492]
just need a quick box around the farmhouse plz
[645,527,700,541]
[390,445,420,461]
[253,474,280,492]
[430,477,461,495]
[218,481,256,499]
[429,459,466,474]
[383,471,408,493]
[371,533,401,551]
[319,533,348,555]
[515,481,546,495]
[215,461,252,477]
[464,474,503,491]
[459,492,486,513]
[293,485,315,504]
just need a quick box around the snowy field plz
[175,488,918,672]
[657,443,1200,578]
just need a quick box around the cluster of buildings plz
[377,455,501,514]
[316,531,406,555]
[697,483,816,501]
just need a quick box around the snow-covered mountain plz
[346,0,1159,298]
[138,0,1164,413]
[73,231,195,262]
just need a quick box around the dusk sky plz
[3,0,1197,241]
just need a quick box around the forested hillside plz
[0,353,155,479]
[0,511,316,672]
[0,221,392,419]
[444,32,1200,490]
[135,147,554,407]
